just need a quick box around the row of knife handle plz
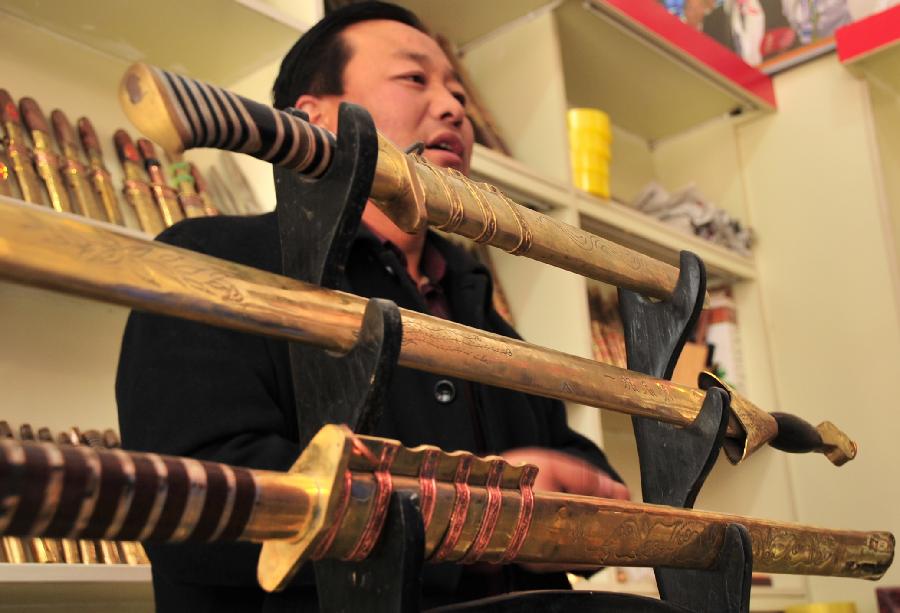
[0,88,219,237]
[0,421,149,565]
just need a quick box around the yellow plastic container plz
[567,107,612,199]
[567,107,611,135]
[784,603,857,613]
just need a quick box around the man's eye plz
[402,73,426,85]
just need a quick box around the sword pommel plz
[119,63,336,178]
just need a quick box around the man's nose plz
[432,86,465,126]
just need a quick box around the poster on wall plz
[657,0,899,72]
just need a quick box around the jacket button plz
[434,379,456,404]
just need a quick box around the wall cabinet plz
[2,1,898,610]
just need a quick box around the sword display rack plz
[272,102,752,612]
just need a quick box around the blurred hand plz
[499,447,630,574]
[501,447,630,500]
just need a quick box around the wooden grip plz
[0,439,258,544]
[120,63,335,178]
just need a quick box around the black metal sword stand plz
[618,251,752,612]
[273,103,424,612]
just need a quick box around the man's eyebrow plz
[392,50,463,83]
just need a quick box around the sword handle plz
[0,439,264,544]
[119,63,335,178]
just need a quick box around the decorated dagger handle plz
[119,63,335,178]
[0,438,297,544]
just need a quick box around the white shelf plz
[470,144,756,285]
[0,563,150,583]
[0,0,308,86]
[0,564,152,611]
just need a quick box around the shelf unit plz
[836,3,900,94]
[0,564,152,611]
[0,0,309,86]
[8,0,900,609]
[470,145,756,285]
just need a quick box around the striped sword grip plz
[0,439,258,545]
[119,63,336,178]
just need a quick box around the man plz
[117,3,627,611]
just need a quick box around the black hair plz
[272,2,427,110]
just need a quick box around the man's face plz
[316,19,474,173]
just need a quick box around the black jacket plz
[116,212,621,611]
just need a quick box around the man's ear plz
[294,94,337,131]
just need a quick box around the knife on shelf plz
[136,137,184,227]
[0,89,45,206]
[77,117,126,226]
[0,198,856,466]
[113,130,166,236]
[19,97,75,214]
[50,109,108,222]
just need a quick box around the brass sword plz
[136,138,184,227]
[0,198,855,466]
[50,110,109,221]
[77,117,126,226]
[113,130,166,236]
[0,426,891,593]
[118,62,697,304]
[0,89,45,205]
[164,151,208,218]
[19,98,74,214]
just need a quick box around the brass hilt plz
[699,372,857,466]
[19,98,74,214]
[189,163,220,216]
[0,89,45,205]
[136,138,184,226]
[50,109,108,221]
[118,62,698,304]
[113,130,166,235]
[164,151,207,218]
[77,117,125,225]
